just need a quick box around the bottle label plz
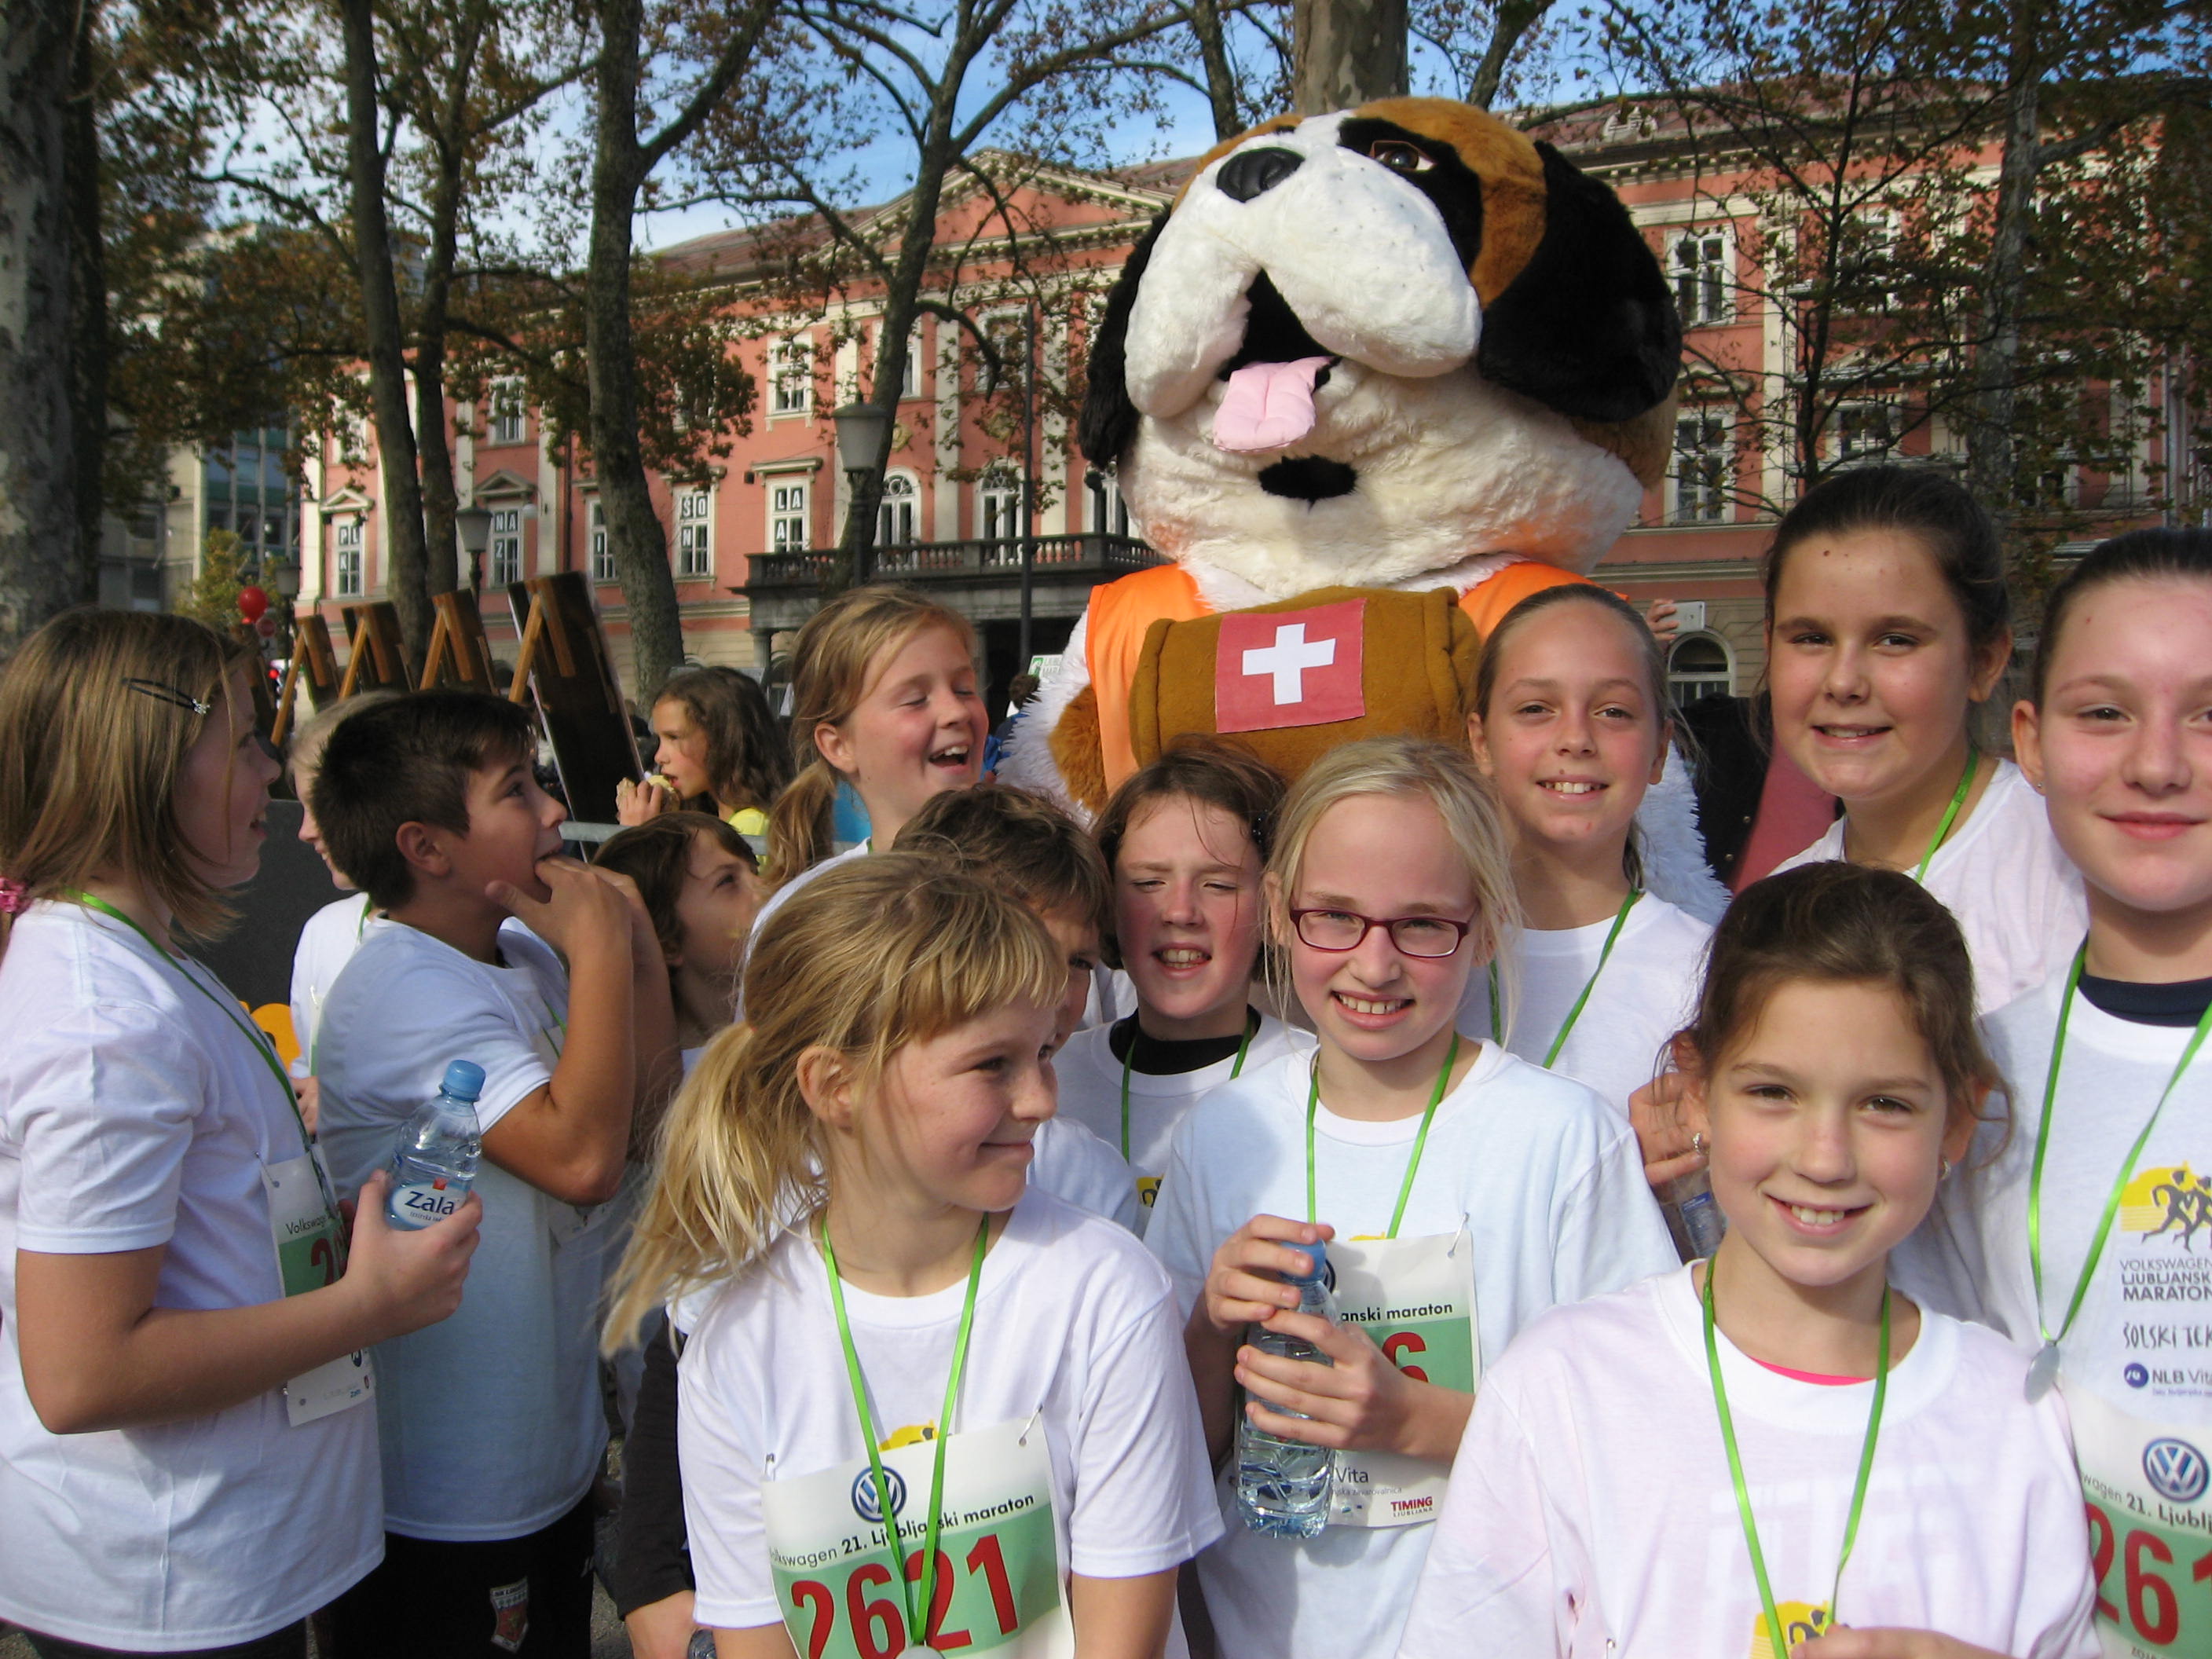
[390,1178,464,1228]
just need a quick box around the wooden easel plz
[504,573,641,823]
[272,612,342,745]
[337,602,408,698]
[418,589,500,694]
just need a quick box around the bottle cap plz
[441,1060,487,1101]
[1282,1240,1328,1285]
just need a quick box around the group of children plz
[1,461,2207,1659]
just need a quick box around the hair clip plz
[0,877,31,917]
[123,678,212,716]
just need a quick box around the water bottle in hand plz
[1236,1240,1338,1539]
[1657,1166,1727,1263]
[386,1061,485,1230]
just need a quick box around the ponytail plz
[765,756,840,887]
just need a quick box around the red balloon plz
[237,585,270,621]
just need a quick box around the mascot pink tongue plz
[1211,356,1332,452]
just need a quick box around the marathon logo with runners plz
[2118,1161,2212,1402]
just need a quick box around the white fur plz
[1638,749,1732,923]
[1125,113,1481,415]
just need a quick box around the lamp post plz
[455,505,493,598]
[1019,303,1037,676]
[263,553,301,661]
[833,400,891,589]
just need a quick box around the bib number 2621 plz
[2086,1502,2212,1655]
[786,1532,1033,1659]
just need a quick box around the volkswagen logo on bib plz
[2144,1436,2210,1504]
[851,1466,908,1523]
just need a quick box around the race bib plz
[2069,1385,2212,1658]
[1325,1230,1478,1528]
[260,1153,375,1426]
[762,1416,1075,1659]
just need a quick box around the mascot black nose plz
[1216,148,1303,203]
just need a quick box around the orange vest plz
[1084,559,1591,788]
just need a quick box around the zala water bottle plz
[1235,1239,1339,1539]
[386,1060,485,1229]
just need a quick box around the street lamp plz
[455,505,493,595]
[833,401,891,585]
[262,552,301,672]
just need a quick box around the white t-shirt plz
[1030,1113,1143,1232]
[1053,1013,1303,1232]
[738,843,871,1024]
[1144,1045,1678,1659]
[1772,760,2086,1014]
[1397,1266,2098,1659]
[0,903,382,1648]
[289,892,380,1079]
[317,918,611,1542]
[1459,893,1710,1119]
[677,1189,1224,1631]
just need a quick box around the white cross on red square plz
[1214,599,1367,733]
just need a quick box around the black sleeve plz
[608,1315,695,1618]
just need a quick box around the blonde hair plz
[287,687,403,798]
[0,609,251,963]
[1265,736,1524,1041]
[604,851,1061,1350]
[765,586,978,883]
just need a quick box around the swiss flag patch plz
[1215,599,1367,733]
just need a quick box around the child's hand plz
[1200,1214,1333,1339]
[295,1075,320,1137]
[1236,1309,1443,1459]
[489,855,633,964]
[1791,1633,2008,1659]
[1631,1069,1705,1191]
[342,1170,482,1343]
[589,865,668,978]
[616,776,675,826]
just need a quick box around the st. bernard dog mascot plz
[998,97,1719,912]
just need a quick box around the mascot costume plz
[999,96,1725,916]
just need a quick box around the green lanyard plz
[1305,1033,1459,1238]
[1703,1253,1889,1657]
[70,892,328,1209]
[1118,1011,1254,1162]
[820,1214,989,1651]
[1893,744,1978,884]
[1487,889,1641,1068]
[2024,945,2212,1400]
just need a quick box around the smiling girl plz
[1053,742,1302,1227]
[1402,862,2098,1659]
[1465,585,1713,1118]
[1144,737,1672,1659]
[0,611,480,1658]
[1763,466,2085,1013]
[756,587,986,934]
[1900,529,2212,1659]
[608,855,1220,1659]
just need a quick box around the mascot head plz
[1079,98,1682,596]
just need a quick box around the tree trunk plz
[0,0,87,650]
[1465,0,1553,111]
[587,0,685,697]
[415,161,463,599]
[1967,15,2042,549]
[1291,0,1407,115]
[339,0,431,661]
[1188,0,1245,138]
[65,0,106,594]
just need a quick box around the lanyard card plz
[260,1155,374,1426]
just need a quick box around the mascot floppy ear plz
[1477,142,1681,426]
[1078,211,1169,470]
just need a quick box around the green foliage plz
[175,529,247,631]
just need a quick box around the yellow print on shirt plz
[1749,1602,1834,1659]
[2122,1164,2212,1250]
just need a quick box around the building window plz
[878,472,917,546]
[488,378,526,446]
[334,518,364,597]
[489,507,522,586]
[979,468,1021,545]
[1668,635,1732,707]
[1837,402,1895,464]
[1671,230,1730,327]
[590,501,613,581]
[676,489,712,578]
[770,481,809,551]
[1089,470,1131,537]
[1671,412,1731,524]
[981,313,1027,395]
[880,326,923,400]
[771,341,812,416]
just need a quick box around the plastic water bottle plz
[386,1060,485,1229]
[1659,1167,1727,1262]
[1235,1240,1338,1539]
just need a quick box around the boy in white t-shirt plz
[309,692,678,1658]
